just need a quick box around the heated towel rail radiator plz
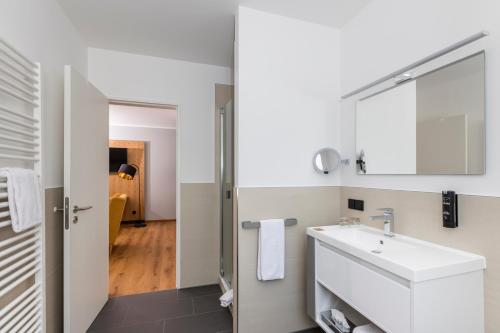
[0,38,44,333]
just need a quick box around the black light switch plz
[442,191,458,228]
[348,199,364,211]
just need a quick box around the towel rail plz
[0,114,38,129]
[0,153,39,161]
[0,243,39,270]
[0,105,38,122]
[0,237,40,267]
[26,321,41,333]
[25,320,42,333]
[0,76,38,99]
[0,123,39,138]
[0,228,39,249]
[2,293,41,327]
[0,47,37,75]
[0,259,41,291]
[0,283,40,317]
[0,67,37,92]
[0,145,38,155]
[242,218,298,229]
[0,134,39,146]
[0,38,37,69]
[0,37,44,331]
[0,84,38,106]
[0,57,38,83]
[20,317,40,333]
[0,266,39,298]
[0,251,40,279]
[18,309,42,333]
[3,300,41,332]
[25,321,41,333]
[0,144,39,154]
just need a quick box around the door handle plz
[73,205,93,214]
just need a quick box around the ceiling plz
[58,0,372,67]
[109,105,177,129]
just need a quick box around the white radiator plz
[0,38,44,333]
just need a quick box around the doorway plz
[107,101,178,297]
[216,84,234,289]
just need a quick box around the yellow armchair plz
[109,193,128,253]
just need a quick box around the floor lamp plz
[118,163,146,228]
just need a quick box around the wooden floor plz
[109,220,176,297]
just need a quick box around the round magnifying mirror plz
[313,148,342,175]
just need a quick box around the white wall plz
[110,125,176,220]
[340,0,500,196]
[88,48,233,183]
[0,0,88,188]
[236,7,341,188]
[109,104,177,129]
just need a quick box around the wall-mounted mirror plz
[356,51,485,175]
[313,148,347,174]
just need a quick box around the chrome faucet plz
[370,208,394,237]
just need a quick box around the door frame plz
[108,97,181,289]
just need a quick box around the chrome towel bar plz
[242,218,298,229]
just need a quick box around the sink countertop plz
[307,224,486,282]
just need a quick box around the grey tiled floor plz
[87,285,232,333]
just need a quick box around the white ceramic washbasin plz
[307,224,486,282]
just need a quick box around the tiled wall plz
[0,187,65,333]
[45,187,64,333]
[340,187,500,333]
[44,184,220,331]
[235,186,500,333]
[180,183,219,288]
[237,186,341,333]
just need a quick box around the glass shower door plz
[220,100,234,286]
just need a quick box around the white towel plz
[219,289,233,307]
[257,218,285,281]
[353,324,385,333]
[331,309,350,331]
[0,168,42,233]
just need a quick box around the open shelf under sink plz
[320,310,356,333]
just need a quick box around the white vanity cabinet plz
[306,225,486,333]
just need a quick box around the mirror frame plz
[313,148,345,175]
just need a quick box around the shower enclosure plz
[220,100,234,287]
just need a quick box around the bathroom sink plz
[307,225,486,282]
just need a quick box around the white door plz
[63,66,109,333]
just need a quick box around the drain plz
[372,240,384,254]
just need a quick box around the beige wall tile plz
[341,187,500,333]
[180,183,219,288]
[46,267,63,333]
[237,186,341,333]
[45,187,64,333]
[45,187,64,276]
